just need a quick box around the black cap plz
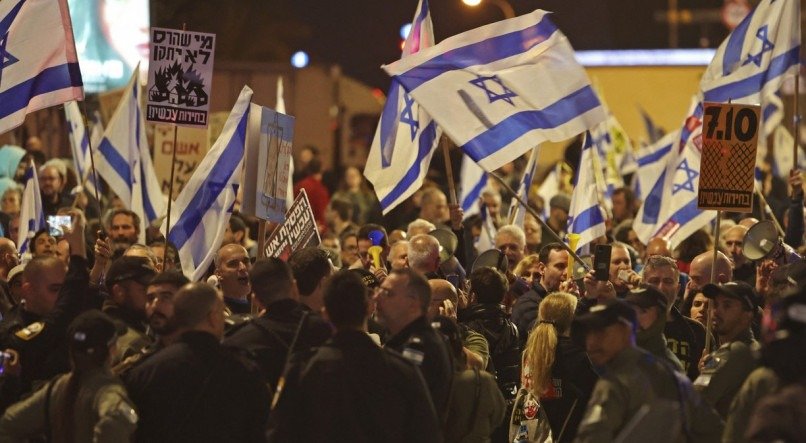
[624,286,668,311]
[105,256,157,290]
[549,194,571,212]
[702,281,758,311]
[68,310,124,354]
[573,299,637,333]
[350,268,379,289]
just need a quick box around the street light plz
[461,0,515,19]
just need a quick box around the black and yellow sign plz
[698,102,760,212]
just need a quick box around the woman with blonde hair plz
[518,292,598,442]
[513,254,541,286]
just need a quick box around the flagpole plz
[441,137,458,205]
[754,185,785,236]
[704,209,722,353]
[509,146,537,224]
[163,23,187,266]
[489,172,591,271]
[794,68,800,167]
[78,102,103,219]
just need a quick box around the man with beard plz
[103,256,157,366]
[106,209,140,254]
[722,225,755,285]
[114,271,189,378]
[214,244,252,316]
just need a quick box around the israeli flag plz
[0,0,84,134]
[64,101,102,196]
[701,0,800,104]
[94,65,165,242]
[163,86,252,281]
[17,161,44,254]
[638,105,665,144]
[567,132,607,252]
[772,124,806,177]
[632,130,677,243]
[509,146,538,227]
[537,163,561,220]
[475,203,497,254]
[365,0,440,214]
[383,9,606,172]
[459,153,487,219]
[276,76,294,203]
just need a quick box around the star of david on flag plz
[365,0,441,214]
[0,0,84,134]
[383,9,605,172]
[672,158,699,194]
[701,0,800,105]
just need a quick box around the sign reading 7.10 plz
[698,102,760,212]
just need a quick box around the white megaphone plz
[742,220,801,264]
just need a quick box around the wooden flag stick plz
[704,210,722,353]
[78,102,103,219]
[442,137,458,205]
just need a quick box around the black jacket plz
[385,316,453,423]
[125,331,270,443]
[223,298,332,392]
[461,303,520,399]
[267,330,442,443]
[510,282,548,342]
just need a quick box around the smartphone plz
[47,215,72,237]
[593,244,612,281]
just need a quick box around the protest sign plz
[146,27,216,127]
[264,190,320,260]
[698,102,760,212]
[241,105,294,222]
[153,124,210,195]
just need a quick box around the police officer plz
[0,210,88,412]
[103,256,157,366]
[0,310,138,441]
[375,268,453,424]
[623,286,684,372]
[694,282,758,418]
[268,270,441,443]
[573,299,722,443]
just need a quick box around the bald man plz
[0,238,18,281]
[645,237,672,258]
[214,244,252,315]
[388,241,409,271]
[722,225,755,285]
[407,234,440,277]
[687,250,733,301]
[428,279,487,370]
[738,218,759,229]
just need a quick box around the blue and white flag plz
[509,146,539,227]
[701,0,800,105]
[64,100,102,196]
[0,0,83,134]
[163,86,252,281]
[365,0,440,214]
[638,105,665,144]
[94,65,165,242]
[459,153,487,219]
[17,160,44,254]
[383,9,606,172]
[632,130,678,243]
[475,203,497,254]
[771,124,806,177]
[567,132,607,252]
[276,76,294,203]
[537,163,561,220]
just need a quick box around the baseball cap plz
[105,256,157,290]
[624,286,668,311]
[350,268,380,290]
[68,310,124,354]
[702,281,758,311]
[549,194,571,213]
[573,299,637,333]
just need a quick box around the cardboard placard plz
[152,124,210,196]
[264,190,320,260]
[698,102,760,212]
[146,27,216,127]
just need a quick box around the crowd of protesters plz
[0,138,804,443]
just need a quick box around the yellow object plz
[567,233,580,279]
[368,245,383,269]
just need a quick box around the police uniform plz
[694,283,759,419]
[0,256,89,409]
[267,329,442,443]
[573,300,723,443]
[384,315,453,423]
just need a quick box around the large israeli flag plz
[567,132,607,252]
[17,160,44,254]
[94,65,165,241]
[701,0,800,104]
[163,86,252,281]
[383,9,606,172]
[365,0,440,214]
[459,153,487,219]
[0,0,84,134]
[632,130,677,243]
[64,100,102,196]
[537,164,561,220]
[509,146,538,227]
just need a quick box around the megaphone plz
[471,249,508,274]
[428,228,458,265]
[743,220,801,264]
[367,229,386,269]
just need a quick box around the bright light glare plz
[400,23,412,39]
[291,51,309,68]
[463,0,483,6]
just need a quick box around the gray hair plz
[407,218,436,239]
[407,234,440,273]
[496,225,526,248]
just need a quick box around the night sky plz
[292,0,727,90]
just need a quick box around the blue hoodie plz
[0,145,25,180]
